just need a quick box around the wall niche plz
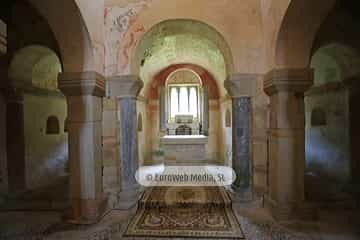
[46,116,60,134]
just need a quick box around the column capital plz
[107,75,143,98]
[224,73,259,98]
[264,68,313,96]
[58,71,106,97]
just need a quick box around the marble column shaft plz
[107,75,143,209]
[225,74,257,196]
[58,72,106,224]
[264,68,313,220]
[119,97,138,190]
[232,97,251,191]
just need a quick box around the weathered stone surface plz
[119,98,139,191]
[232,97,252,193]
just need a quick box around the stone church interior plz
[0,0,360,239]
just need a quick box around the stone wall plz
[219,99,232,166]
[102,98,119,208]
[305,89,351,199]
[252,78,270,195]
[207,100,221,163]
[23,93,68,189]
[137,99,148,166]
[104,0,265,77]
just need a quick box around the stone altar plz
[160,135,208,165]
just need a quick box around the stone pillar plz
[0,20,6,55]
[3,87,25,192]
[58,72,106,224]
[107,75,143,209]
[345,78,360,185]
[202,86,209,136]
[264,68,313,220]
[159,86,166,131]
[225,74,257,200]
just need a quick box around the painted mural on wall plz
[105,1,151,75]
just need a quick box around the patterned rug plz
[123,187,244,239]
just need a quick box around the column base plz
[228,186,253,203]
[264,195,318,221]
[115,186,144,210]
[67,198,107,225]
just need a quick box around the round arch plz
[27,0,95,73]
[146,63,220,100]
[132,19,234,96]
[9,45,62,90]
[311,43,360,84]
[274,0,337,68]
[165,68,203,86]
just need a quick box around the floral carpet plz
[123,187,244,239]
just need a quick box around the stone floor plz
[0,177,69,211]
[1,203,360,240]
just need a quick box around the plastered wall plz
[305,90,351,198]
[23,94,68,189]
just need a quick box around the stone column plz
[3,87,25,192]
[58,72,106,224]
[107,75,143,209]
[345,78,360,185]
[202,86,209,136]
[159,86,166,131]
[225,74,257,200]
[0,21,6,55]
[264,68,313,220]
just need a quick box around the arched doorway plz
[264,0,338,220]
[132,19,233,166]
[0,0,105,224]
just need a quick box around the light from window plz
[189,87,198,117]
[170,88,179,118]
[179,87,188,114]
[169,85,199,119]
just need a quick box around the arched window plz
[189,87,198,117]
[166,69,202,122]
[311,108,326,126]
[138,113,143,132]
[169,85,199,119]
[225,109,231,127]
[46,116,60,134]
[179,87,189,114]
[170,87,179,118]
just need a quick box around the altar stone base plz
[160,135,208,165]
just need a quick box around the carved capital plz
[58,71,106,97]
[107,75,143,98]
[224,73,259,98]
[264,68,313,96]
